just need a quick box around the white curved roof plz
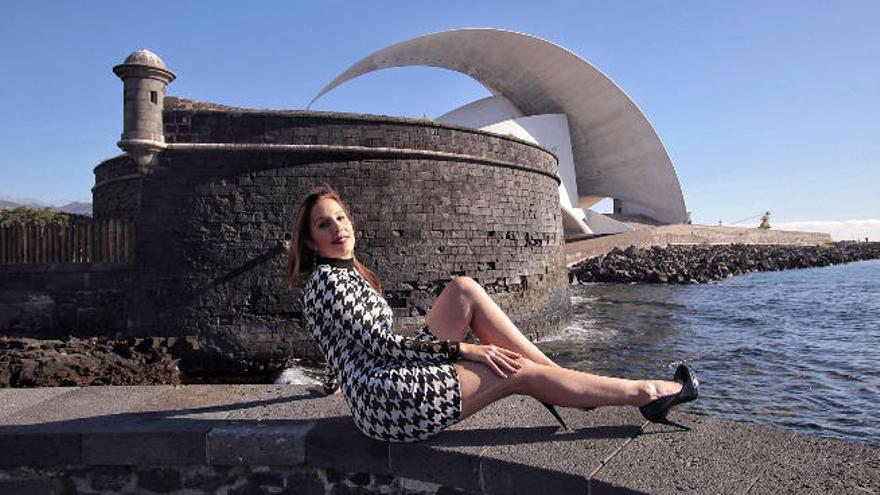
[310,28,687,224]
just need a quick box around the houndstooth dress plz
[302,257,462,442]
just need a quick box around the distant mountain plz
[55,201,93,216]
[0,197,46,209]
[0,198,92,216]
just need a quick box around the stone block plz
[0,430,81,465]
[208,421,315,465]
[219,389,376,470]
[82,428,207,465]
[304,415,390,475]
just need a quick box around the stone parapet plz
[162,97,558,176]
[93,155,138,185]
[0,385,876,494]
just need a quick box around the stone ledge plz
[0,385,877,494]
[162,98,557,156]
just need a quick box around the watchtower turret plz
[113,49,175,170]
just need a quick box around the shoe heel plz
[540,401,569,430]
[646,416,691,431]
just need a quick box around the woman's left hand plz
[459,342,522,378]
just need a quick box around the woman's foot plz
[647,379,683,401]
[639,364,699,429]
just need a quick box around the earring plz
[312,249,317,266]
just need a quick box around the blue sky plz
[1,1,877,237]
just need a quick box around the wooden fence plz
[0,218,135,264]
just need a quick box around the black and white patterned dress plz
[302,257,462,442]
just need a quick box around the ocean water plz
[280,260,879,447]
[538,259,880,447]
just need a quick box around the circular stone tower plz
[99,102,572,372]
[95,51,571,375]
[112,50,175,170]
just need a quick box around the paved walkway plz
[1,385,877,494]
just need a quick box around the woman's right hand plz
[459,342,523,378]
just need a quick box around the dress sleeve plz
[315,268,460,364]
[302,273,341,394]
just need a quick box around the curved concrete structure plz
[310,28,688,225]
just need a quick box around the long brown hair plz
[286,185,382,295]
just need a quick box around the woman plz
[287,186,699,443]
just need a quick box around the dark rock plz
[569,242,880,285]
[0,335,181,387]
[286,471,324,495]
[372,474,394,486]
[349,472,371,486]
[229,482,267,495]
[250,471,284,488]
[89,467,132,491]
[182,473,230,492]
[330,484,377,495]
[438,485,472,495]
[324,468,342,483]
[139,467,181,493]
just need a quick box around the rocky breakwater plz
[0,336,184,387]
[570,242,880,284]
[0,335,315,387]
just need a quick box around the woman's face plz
[307,197,355,259]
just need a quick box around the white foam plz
[570,294,599,305]
[273,367,319,385]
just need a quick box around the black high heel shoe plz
[539,401,570,430]
[639,364,700,430]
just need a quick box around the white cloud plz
[733,219,880,242]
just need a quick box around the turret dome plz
[121,49,168,70]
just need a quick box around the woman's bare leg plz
[455,358,682,421]
[427,276,560,367]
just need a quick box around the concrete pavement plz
[0,385,877,494]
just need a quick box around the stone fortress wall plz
[3,77,570,374]
[104,98,569,368]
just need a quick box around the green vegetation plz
[0,207,82,227]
